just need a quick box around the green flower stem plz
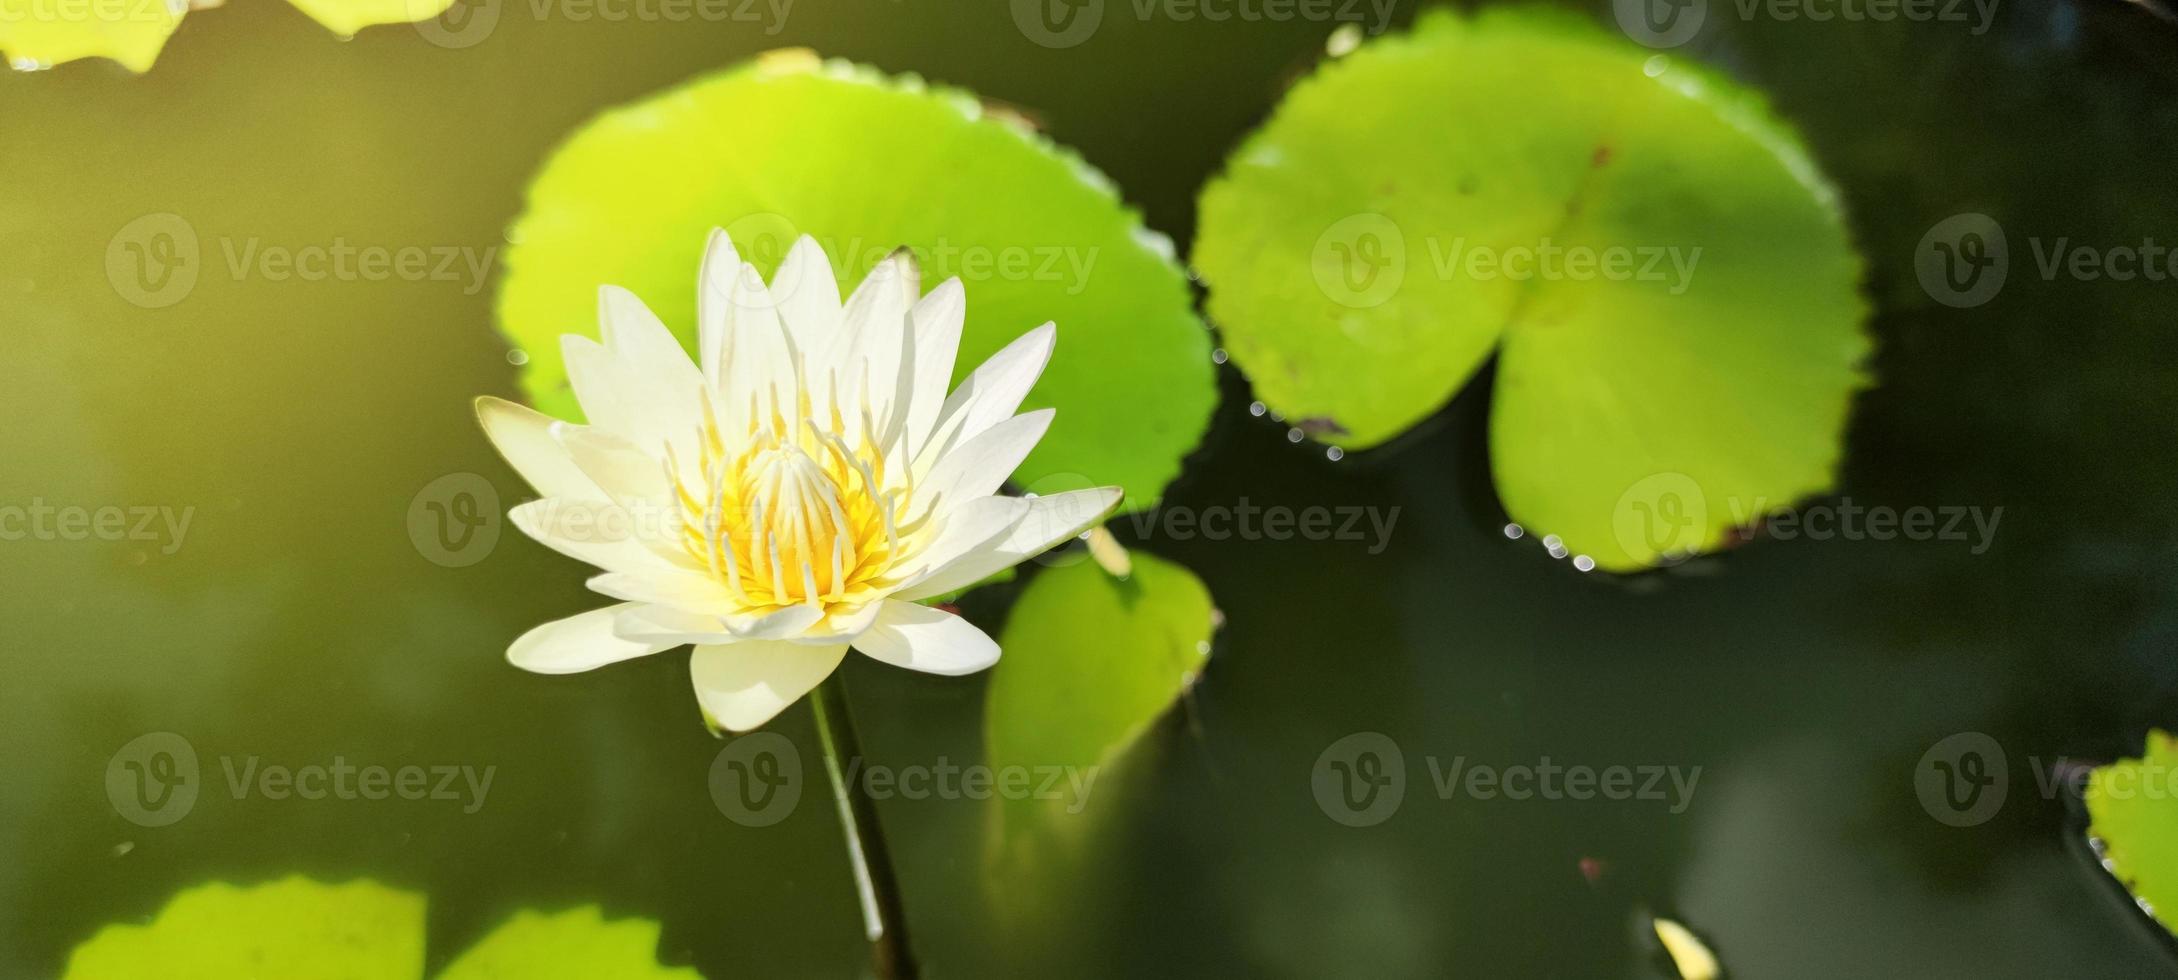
[809,672,918,980]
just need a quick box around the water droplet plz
[506,349,530,366]
[1643,55,1669,78]
[1327,24,1364,57]
[1286,428,1304,443]
[1248,401,1267,417]
[1210,348,1229,365]
[1502,523,1524,540]
[1269,410,1285,423]
[1541,534,1562,549]
[1324,446,1345,461]
[1573,555,1596,572]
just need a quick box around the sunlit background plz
[5,0,2178,975]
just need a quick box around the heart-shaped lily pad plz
[1193,9,1869,570]
[498,51,1216,513]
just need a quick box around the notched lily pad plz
[1194,8,1869,571]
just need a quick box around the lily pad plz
[0,0,457,73]
[0,0,181,73]
[983,550,1216,879]
[438,907,701,980]
[62,876,424,979]
[62,877,699,980]
[1193,9,1869,570]
[2085,729,2178,937]
[498,51,1216,512]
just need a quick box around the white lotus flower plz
[477,232,1121,731]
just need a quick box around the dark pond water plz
[5,0,2178,975]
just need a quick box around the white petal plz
[614,603,736,645]
[598,285,702,393]
[770,235,843,354]
[792,600,886,644]
[561,334,690,451]
[723,603,826,640]
[689,640,847,732]
[918,322,1055,470]
[823,250,919,440]
[554,424,672,507]
[852,600,1000,676]
[721,265,803,437]
[508,603,674,674]
[911,408,1053,521]
[903,278,966,459]
[586,569,738,614]
[896,487,1122,601]
[697,228,740,387]
[475,396,600,500]
[510,498,675,576]
[894,494,1030,586]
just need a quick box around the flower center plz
[671,402,910,611]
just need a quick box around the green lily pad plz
[983,550,1216,889]
[0,0,457,73]
[498,51,1216,512]
[285,0,459,37]
[1193,9,1869,571]
[438,907,701,980]
[62,877,699,980]
[2086,729,2178,937]
[62,876,424,979]
[0,0,182,73]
